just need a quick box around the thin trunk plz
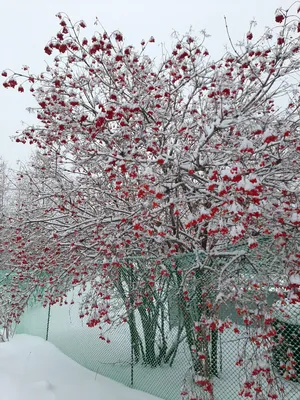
[156,307,168,365]
[114,269,144,363]
[128,310,142,363]
[165,323,185,366]
[139,308,158,367]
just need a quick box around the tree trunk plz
[139,308,158,367]
[128,310,142,363]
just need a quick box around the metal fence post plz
[46,304,51,341]
[131,338,134,386]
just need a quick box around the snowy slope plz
[0,334,163,400]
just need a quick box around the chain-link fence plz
[0,269,44,340]
[5,246,300,399]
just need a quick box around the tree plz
[2,4,300,398]
[0,160,39,339]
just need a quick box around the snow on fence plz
[1,246,300,399]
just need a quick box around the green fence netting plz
[0,244,298,400]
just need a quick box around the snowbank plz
[0,334,162,400]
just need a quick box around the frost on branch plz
[1,4,300,399]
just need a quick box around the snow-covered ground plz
[0,334,162,400]
[16,302,189,400]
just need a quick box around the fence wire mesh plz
[0,246,298,400]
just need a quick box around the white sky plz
[0,0,293,167]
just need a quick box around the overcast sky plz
[0,0,293,167]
